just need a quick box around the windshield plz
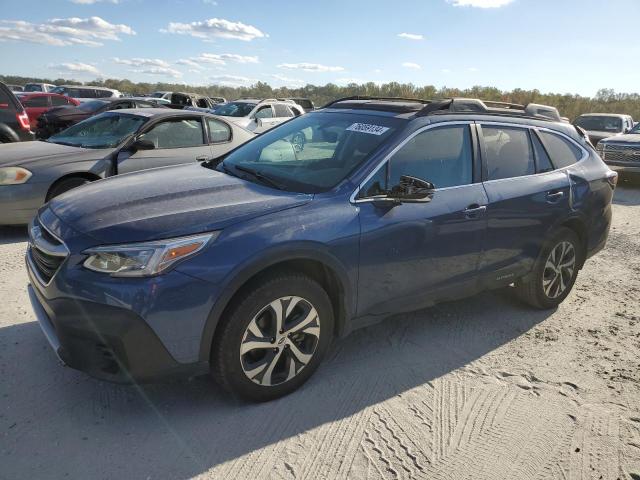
[47,112,147,149]
[575,116,623,133]
[50,86,65,95]
[213,102,256,117]
[219,112,402,193]
[630,123,640,134]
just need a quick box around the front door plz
[356,123,488,318]
[117,116,213,174]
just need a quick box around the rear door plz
[253,105,280,132]
[478,123,571,286]
[117,116,213,174]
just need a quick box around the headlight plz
[83,232,219,277]
[0,167,32,185]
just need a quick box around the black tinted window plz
[531,132,554,173]
[483,126,535,180]
[51,95,70,106]
[24,96,48,107]
[388,125,473,189]
[206,118,231,143]
[538,131,583,168]
[0,87,13,109]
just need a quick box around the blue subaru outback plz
[26,97,617,401]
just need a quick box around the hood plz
[586,130,622,141]
[0,141,111,168]
[49,163,312,244]
[599,133,640,145]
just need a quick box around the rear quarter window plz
[538,131,583,169]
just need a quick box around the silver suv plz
[212,98,304,133]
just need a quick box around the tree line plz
[3,74,639,121]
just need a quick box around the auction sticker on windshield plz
[346,123,390,135]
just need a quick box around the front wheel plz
[211,272,334,402]
[515,227,582,309]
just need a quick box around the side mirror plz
[389,175,435,202]
[130,138,155,151]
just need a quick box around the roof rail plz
[416,98,562,122]
[323,96,431,109]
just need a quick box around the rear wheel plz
[46,177,91,201]
[211,272,333,402]
[515,227,582,309]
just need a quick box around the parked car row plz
[0,92,618,401]
[1,81,317,143]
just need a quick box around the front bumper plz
[0,182,48,225]
[26,249,212,384]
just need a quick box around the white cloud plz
[447,0,514,7]
[402,62,422,70]
[270,74,305,87]
[163,18,267,41]
[49,62,101,76]
[0,16,135,47]
[176,59,203,68]
[210,74,257,86]
[113,57,171,68]
[198,53,258,64]
[203,0,218,4]
[398,32,424,41]
[442,68,452,73]
[70,0,119,4]
[133,66,183,79]
[468,67,479,72]
[278,62,344,73]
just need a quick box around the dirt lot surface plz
[1,182,639,480]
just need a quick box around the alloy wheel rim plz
[240,296,320,386]
[542,241,576,299]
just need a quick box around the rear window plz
[538,131,583,169]
[24,84,43,92]
[482,126,535,180]
[274,104,294,118]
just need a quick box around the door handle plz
[463,204,487,218]
[196,156,208,162]
[545,191,564,203]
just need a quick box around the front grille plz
[599,144,640,163]
[28,218,68,284]
[30,246,65,283]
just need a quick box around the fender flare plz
[198,242,354,363]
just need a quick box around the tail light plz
[16,111,30,131]
[606,170,618,189]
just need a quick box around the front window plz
[46,113,147,149]
[219,112,401,193]
[139,118,204,148]
[631,123,640,134]
[213,102,256,118]
[575,116,623,133]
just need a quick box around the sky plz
[0,0,639,96]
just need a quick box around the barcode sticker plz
[346,123,390,135]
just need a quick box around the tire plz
[46,177,91,201]
[211,272,334,402]
[515,227,582,309]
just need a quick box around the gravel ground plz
[0,182,639,480]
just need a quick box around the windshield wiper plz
[231,164,286,191]
[46,140,77,147]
